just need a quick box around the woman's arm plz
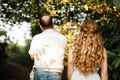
[67,47,74,80]
[101,48,108,80]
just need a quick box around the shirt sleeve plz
[28,35,40,55]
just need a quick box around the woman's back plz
[71,68,100,80]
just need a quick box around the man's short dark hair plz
[40,15,53,28]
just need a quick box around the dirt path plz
[6,62,31,80]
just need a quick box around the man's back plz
[29,29,67,72]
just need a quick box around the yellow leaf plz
[84,4,89,11]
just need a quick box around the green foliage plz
[60,23,78,66]
[112,0,120,11]
[107,51,120,80]
[0,30,6,36]
[0,43,8,61]
[0,29,8,42]
[7,42,22,54]
[7,40,33,66]
[100,20,120,80]
[0,29,8,61]
[31,18,42,36]
[0,0,31,24]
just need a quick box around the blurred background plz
[0,0,120,80]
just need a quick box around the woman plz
[67,20,108,80]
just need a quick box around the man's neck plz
[42,28,53,32]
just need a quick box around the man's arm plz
[28,36,37,60]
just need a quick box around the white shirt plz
[28,29,67,72]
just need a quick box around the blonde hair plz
[72,20,104,75]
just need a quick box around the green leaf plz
[112,58,120,68]
[113,0,120,11]
[108,64,113,71]
[84,4,89,11]
[0,30,7,36]
[107,50,116,56]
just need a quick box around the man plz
[28,15,67,80]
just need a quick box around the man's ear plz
[39,25,44,31]
[52,22,54,28]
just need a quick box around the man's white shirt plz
[28,29,67,72]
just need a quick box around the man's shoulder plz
[57,33,67,40]
[33,33,43,39]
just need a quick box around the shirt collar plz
[43,29,54,33]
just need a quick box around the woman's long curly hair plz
[72,20,104,75]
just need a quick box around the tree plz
[0,29,8,61]
[0,0,31,23]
